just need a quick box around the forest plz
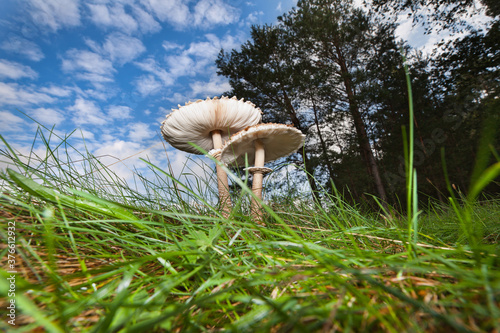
[216,0,500,208]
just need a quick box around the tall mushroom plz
[220,123,305,221]
[161,96,262,216]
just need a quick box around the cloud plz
[140,0,190,28]
[244,11,264,26]
[62,49,115,83]
[69,98,108,126]
[135,75,163,96]
[165,54,196,77]
[0,83,55,106]
[72,128,95,141]
[162,41,184,51]
[39,85,73,97]
[164,33,243,79]
[135,58,174,87]
[131,4,162,34]
[28,107,66,126]
[87,33,146,66]
[108,105,133,119]
[91,139,151,181]
[190,74,231,97]
[80,87,118,101]
[87,3,139,35]
[94,140,143,160]
[128,122,153,141]
[0,59,38,80]
[0,36,44,62]
[140,0,238,29]
[165,92,190,104]
[132,18,245,97]
[193,0,239,28]
[0,111,27,133]
[26,0,81,32]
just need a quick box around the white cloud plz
[244,11,264,26]
[80,87,118,101]
[135,75,163,96]
[75,72,115,84]
[164,33,243,79]
[128,122,153,142]
[0,37,44,62]
[39,85,73,97]
[0,83,55,106]
[135,58,174,85]
[88,33,146,66]
[62,49,115,83]
[108,105,133,119]
[87,3,139,34]
[69,98,107,126]
[91,139,149,181]
[141,0,239,29]
[28,107,66,126]
[132,4,162,34]
[165,54,196,77]
[75,128,95,141]
[164,93,186,105]
[0,59,38,80]
[193,0,239,28]
[190,74,230,97]
[62,49,113,75]
[162,41,184,51]
[140,0,190,28]
[26,0,81,32]
[94,140,143,161]
[0,111,27,133]
[185,36,220,58]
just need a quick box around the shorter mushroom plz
[161,96,262,216]
[220,123,305,221]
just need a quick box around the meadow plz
[0,123,499,332]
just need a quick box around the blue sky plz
[0,0,298,187]
[0,0,491,193]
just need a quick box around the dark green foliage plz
[217,0,499,207]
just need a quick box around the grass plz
[1,65,499,331]
[0,127,499,333]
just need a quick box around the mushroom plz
[161,96,262,216]
[220,123,305,221]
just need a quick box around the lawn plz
[0,131,499,332]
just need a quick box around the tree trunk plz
[311,97,336,184]
[283,91,321,203]
[334,43,388,204]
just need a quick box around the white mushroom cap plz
[161,96,262,154]
[220,123,305,166]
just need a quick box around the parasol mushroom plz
[220,123,305,221]
[161,96,262,216]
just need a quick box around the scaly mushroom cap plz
[161,96,262,154]
[220,123,305,166]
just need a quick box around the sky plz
[0,0,299,191]
[0,0,491,196]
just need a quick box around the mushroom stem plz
[251,139,266,222]
[211,130,232,217]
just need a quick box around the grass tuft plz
[0,126,499,332]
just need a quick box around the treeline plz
[216,0,499,207]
